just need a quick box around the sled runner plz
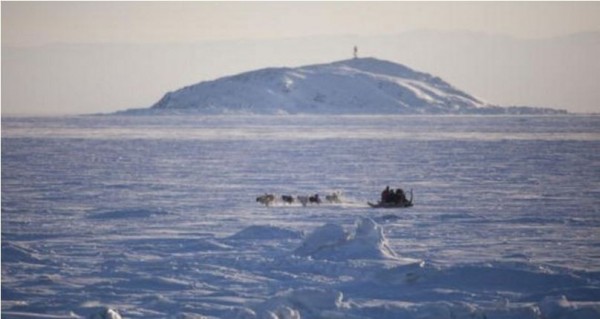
[367,200,413,208]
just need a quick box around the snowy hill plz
[121,57,564,115]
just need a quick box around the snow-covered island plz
[118,57,565,115]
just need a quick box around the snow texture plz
[2,115,599,319]
[118,58,564,115]
[294,218,399,261]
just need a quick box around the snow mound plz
[89,308,122,319]
[294,218,398,260]
[237,287,346,319]
[229,225,304,240]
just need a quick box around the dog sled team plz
[256,186,412,208]
[256,191,342,207]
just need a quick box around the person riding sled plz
[381,186,391,203]
[381,186,408,204]
[370,186,413,208]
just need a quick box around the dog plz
[281,195,295,204]
[325,191,342,203]
[297,196,309,207]
[256,194,275,206]
[309,194,321,204]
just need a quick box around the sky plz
[2,1,600,115]
[4,1,600,46]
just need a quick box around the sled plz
[368,189,413,208]
[368,201,413,208]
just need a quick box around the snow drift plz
[294,217,399,260]
[120,57,563,115]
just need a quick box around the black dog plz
[309,194,321,204]
[281,195,295,204]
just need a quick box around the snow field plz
[2,115,599,318]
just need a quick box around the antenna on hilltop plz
[353,45,358,59]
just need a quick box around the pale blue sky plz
[3,2,600,114]
[4,1,600,46]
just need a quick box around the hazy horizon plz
[3,2,600,115]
